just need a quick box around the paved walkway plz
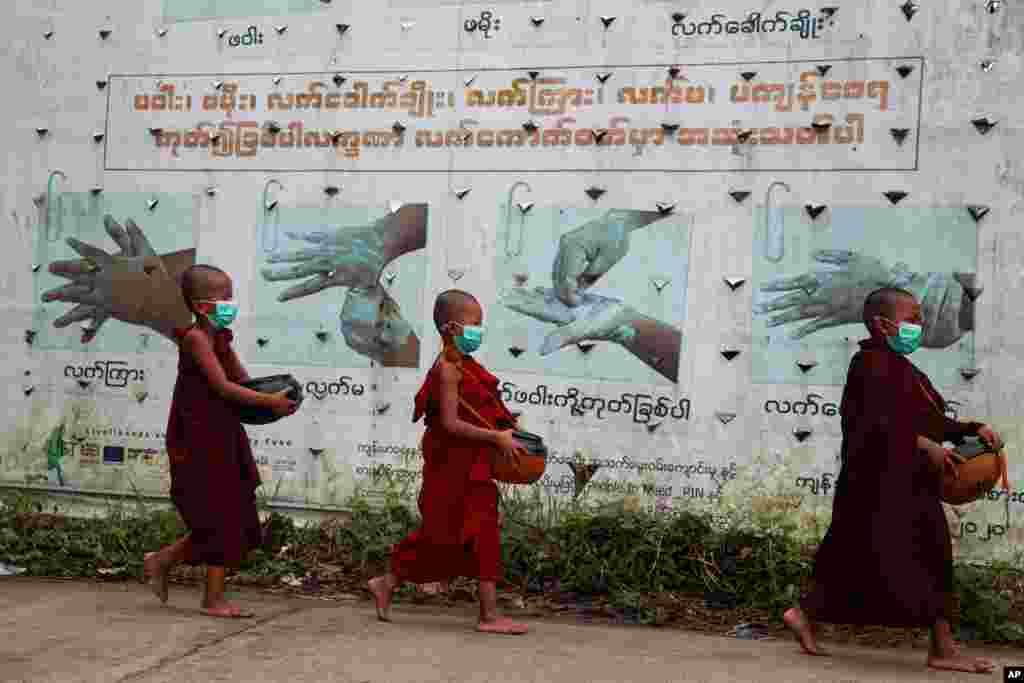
[0,579,1016,682]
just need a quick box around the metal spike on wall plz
[668,66,681,79]
[805,202,827,219]
[99,28,112,40]
[147,198,159,212]
[890,128,911,145]
[896,64,915,78]
[392,121,406,134]
[273,76,283,86]
[274,25,288,35]
[672,12,687,22]
[585,186,606,201]
[740,71,757,81]
[651,276,671,292]
[464,75,477,87]
[985,0,1001,13]
[217,28,228,38]
[24,330,36,345]
[400,21,415,32]
[266,122,282,135]
[736,128,753,142]
[156,27,168,37]
[148,127,163,136]
[324,185,341,197]
[32,194,44,208]
[797,360,817,373]
[96,80,108,91]
[592,128,608,144]
[453,187,471,200]
[646,422,662,434]
[508,346,525,358]
[577,342,596,355]
[518,202,534,214]
[900,0,919,21]
[816,65,832,76]
[596,72,612,84]
[600,16,616,28]
[256,337,269,348]
[92,131,105,143]
[980,59,996,72]
[716,411,737,425]
[883,191,908,205]
[447,268,465,281]
[953,272,984,301]
[315,330,330,342]
[966,205,990,223]
[530,16,545,27]
[90,186,103,195]
[724,276,746,291]
[661,122,680,133]
[960,367,981,381]
[971,116,998,135]
[729,190,751,204]
[333,73,347,87]
[656,202,675,215]
[43,30,54,40]
[205,186,218,197]
[35,127,49,138]
[528,70,540,80]
[720,347,741,361]
[336,23,350,35]
[793,427,813,442]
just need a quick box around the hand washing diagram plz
[752,206,979,386]
[251,202,428,369]
[34,193,197,353]
[488,197,690,384]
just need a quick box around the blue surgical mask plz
[884,319,923,355]
[201,300,239,329]
[453,324,484,354]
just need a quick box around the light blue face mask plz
[453,324,484,354]
[884,319,923,355]
[200,300,239,329]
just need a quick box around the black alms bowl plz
[237,374,304,425]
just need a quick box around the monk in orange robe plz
[784,287,1001,674]
[367,290,528,634]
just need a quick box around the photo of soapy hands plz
[36,191,197,352]
[752,200,980,386]
[491,197,690,384]
[254,202,428,368]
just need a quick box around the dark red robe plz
[389,355,515,583]
[801,338,982,627]
[165,327,262,568]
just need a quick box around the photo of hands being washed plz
[752,201,979,386]
[251,199,428,369]
[490,188,690,384]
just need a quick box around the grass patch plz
[0,484,1020,645]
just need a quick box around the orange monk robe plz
[389,356,515,583]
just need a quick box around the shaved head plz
[863,287,918,331]
[433,289,481,334]
[181,264,230,313]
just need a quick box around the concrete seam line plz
[114,604,309,682]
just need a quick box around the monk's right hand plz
[270,390,297,417]
[924,441,959,480]
[494,429,518,454]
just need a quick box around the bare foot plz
[927,654,994,674]
[200,602,254,619]
[476,616,529,635]
[143,552,170,604]
[783,607,828,656]
[367,577,393,622]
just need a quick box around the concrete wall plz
[1,0,1022,562]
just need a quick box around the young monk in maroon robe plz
[784,287,1003,674]
[143,265,295,618]
[368,289,528,634]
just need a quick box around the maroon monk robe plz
[165,327,263,568]
[801,338,982,627]
[389,355,515,583]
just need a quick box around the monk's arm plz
[221,345,251,383]
[436,361,504,444]
[183,331,281,409]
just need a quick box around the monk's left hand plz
[977,424,1004,450]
